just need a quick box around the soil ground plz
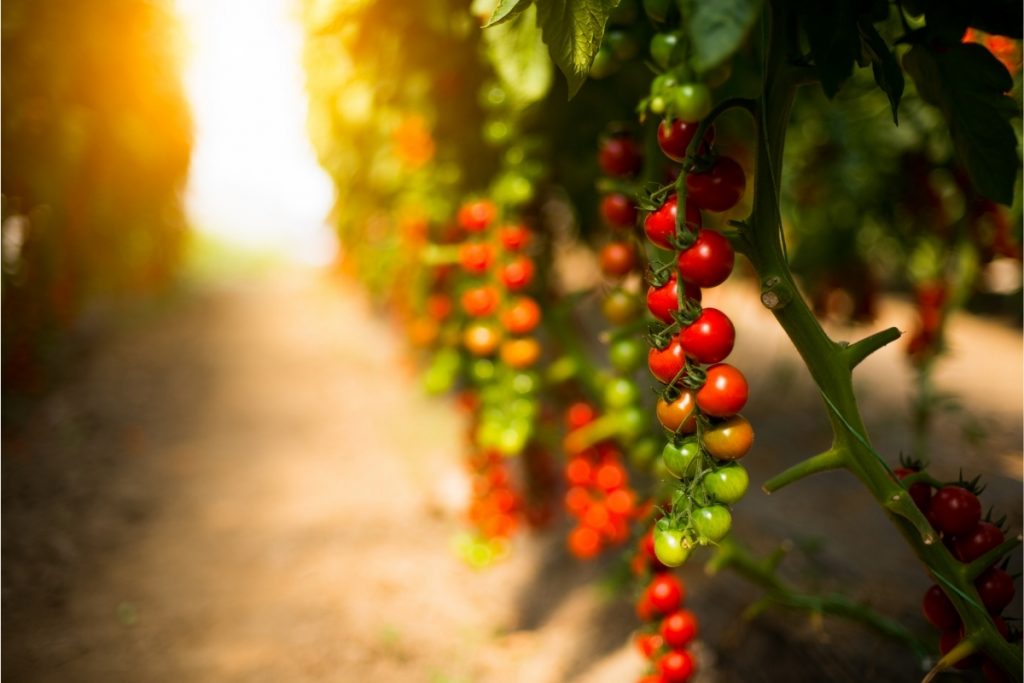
[3,270,1021,683]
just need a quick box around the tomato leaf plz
[533,0,621,98]
[858,20,903,125]
[797,1,862,98]
[483,0,533,27]
[481,3,554,106]
[903,43,1020,205]
[679,0,762,74]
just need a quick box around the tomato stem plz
[843,326,903,370]
[962,535,1023,581]
[761,447,845,493]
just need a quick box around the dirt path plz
[3,272,1020,683]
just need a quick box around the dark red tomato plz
[634,632,664,659]
[644,195,703,250]
[678,308,734,364]
[939,630,980,670]
[982,659,1014,683]
[646,274,702,323]
[677,230,734,287]
[657,650,696,683]
[461,285,500,317]
[695,363,748,417]
[976,567,1015,613]
[566,402,597,430]
[686,156,746,212]
[600,241,638,278]
[646,573,685,614]
[954,522,1005,562]
[894,467,933,511]
[928,486,982,537]
[459,242,495,274]
[922,584,960,630]
[599,135,643,178]
[601,193,638,228]
[648,336,686,384]
[457,199,497,232]
[498,224,531,251]
[657,119,715,162]
[660,610,698,649]
[500,256,535,291]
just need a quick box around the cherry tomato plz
[656,391,697,433]
[648,336,686,384]
[501,257,535,291]
[657,649,696,683]
[703,463,748,504]
[458,199,497,232]
[606,488,635,515]
[679,308,734,363]
[982,659,1014,683]
[703,415,753,461]
[677,230,734,287]
[566,458,593,486]
[500,338,541,369]
[660,610,698,649]
[662,439,700,479]
[604,377,640,409]
[600,241,638,278]
[894,467,933,511]
[954,522,1005,562]
[652,529,690,568]
[609,337,646,373]
[601,193,638,228]
[598,135,643,178]
[658,119,715,163]
[939,630,980,670]
[615,405,648,442]
[692,505,731,542]
[696,363,748,417]
[463,323,501,356]
[568,525,602,559]
[461,285,500,316]
[564,486,591,514]
[922,584,960,630]
[500,297,541,335]
[498,224,531,251]
[646,274,702,323]
[459,242,495,274]
[976,567,1015,613]
[686,156,746,212]
[566,402,597,430]
[426,293,453,321]
[672,82,712,122]
[603,289,641,324]
[635,632,664,659]
[644,195,703,250]
[928,486,982,537]
[649,32,679,69]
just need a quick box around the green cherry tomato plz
[609,337,646,372]
[643,0,671,22]
[692,505,732,543]
[653,526,691,567]
[629,437,660,471]
[649,96,667,114]
[703,463,749,504]
[605,30,639,61]
[602,289,641,325]
[604,377,640,409]
[616,405,648,442]
[662,439,701,479]
[590,47,616,79]
[649,33,679,69]
[672,83,713,122]
[471,358,496,383]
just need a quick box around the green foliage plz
[680,0,762,74]
[478,2,554,106]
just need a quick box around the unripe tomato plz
[652,528,690,568]
[498,224,531,251]
[459,242,495,274]
[672,83,712,122]
[463,323,501,356]
[677,230,734,287]
[922,584,959,630]
[461,285,500,316]
[649,32,679,69]
[600,241,638,278]
[662,439,700,478]
[703,463,749,504]
[679,308,734,363]
[609,337,646,372]
[605,29,638,60]
[928,486,982,537]
[644,195,703,250]
[603,289,641,324]
[598,135,643,178]
[604,377,640,409]
[458,199,497,232]
[703,415,753,460]
[658,119,715,162]
[500,297,541,335]
[648,336,686,384]
[696,363,749,417]
[686,156,746,212]
[589,47,616,79]
[656,390,697,433]
[692,505,732,542]
[660,610,698,649]
[657,649,696,683]
[646,274,702,323]
[500,338,541,369]
[601,192,638,228]
[615,405,648,443]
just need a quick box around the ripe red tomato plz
[657,650,696,682]
[600,193,638,228]
[922,584,960,630]
[606,488,635,515]
[598,135,643,177]
[595,462,626,491]
[660,609,698,649]
[461,285,500,316]
[656,391,697,433]
[600,241,638,278]
[498,223,531,251]
[568,525,602,559]
[646,274,702,323]
[702,415,753,461]
[657,119,715,162]
[954,522,1005,562]
[500,256,535,291]
[648,336,686,384]
[426,293,453,321]
[678,308,734,363]
[686,156,746,212]
[928,486,982,537]
[566,402,597,430]
[696,363,748,417]
[976,567,1015,613]
[677,230,734,287]
[564,486,591,514]
[644,195,703,250]
[500,297,541,335]
[458,199,497,231]
[939,630,980,670]
[894,467,933,511]
[635,632,664,659]
[646,573,684,614]
[459,242,495,274]
[565,457,593,486]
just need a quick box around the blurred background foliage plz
[2,0,192,393]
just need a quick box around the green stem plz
[762,447,845,493]
[844,327,903,370]
[962,535,1022,581]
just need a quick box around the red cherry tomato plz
[457,199,497,231]
[894,467,933,511]
[600,241,638,278]
[657,119,715,162]
[646,573,685,614]
[500,256,535,291]
[498,224,531,251]
[568,525,602,559]
[566,402,597,430]
[459,242,495,274]
[696,363,748,417]
[939,630,980,670]
[660,609,699,649]
[500,297,541,335]
[461,285,500,316]
[954,522,1005,562]
[656,391,697,433]
[686,156,746,212]
[928,486,982,537]
[679,308,734,364]
[426,293,452,321]
[600,193,638,228]
[677,230,734,287]
[922,584,960,630]
[646,274,702,323]
[644,195,703,250]
[657,649,696,682]
[702,415,754,461]
[634,632,664,659]
[649,336,686,384]
[976,567,1015,613]
[599,135,643,177]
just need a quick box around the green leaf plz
[680,0,762,73]
[858,20,903,125]
[483,0,533,27]
[903,43,1020,204]
[481,3,554,106]
[797,1,862,98]
[533,0,621,97]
